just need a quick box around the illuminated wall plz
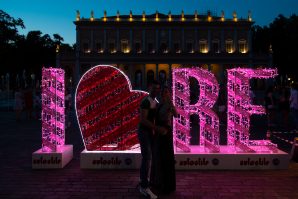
[41,67,65,152]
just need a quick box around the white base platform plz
[81,150,140,169]
[80,146,290,170]
[32,145,73,169]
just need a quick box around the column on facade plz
[156,64,159,80]
[90,30,94,52]
[116,29,120,52]
[128,64,133,86]
[247,29,252,53]
[248,29,253,67]
[219,64,225,84]
[142,29,146,52]
[142,64,146,89]
[155,29,159,52]
[221,30,225,52]
[181,29,185,52]
[56,53,60,68]
[208,29,211,52]
[207,63,212,71]
[234,29,238,52]
[168,29,172,52]
[168,64,172,86]
[195,28,198,52]
[130,29,133,53]
[103,29,107,51]
[75,27,81,87]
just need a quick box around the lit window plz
[83,43,90,53]
[160,42,168,53]
[225,39,234,53]
[174,43,180,53]
[238,39,247,53]
[186,41,194,53]
[148,42,155,53]
[109,42,116,53]
[199,40,208,53]
[135,42,141,53]
[96,42,103,53]
[121,40,130,53]
[212,40,220,53]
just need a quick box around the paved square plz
[1,111,297,199]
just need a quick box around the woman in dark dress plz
[151,86,177,194]
[278,87,290,129]
[264,86,276,129]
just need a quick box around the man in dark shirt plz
[137,80,166,199]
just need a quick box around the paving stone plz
[1,111,298,198]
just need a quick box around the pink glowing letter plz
[173,67,220,152]
[227,68,278,152]
[41,67,65,152]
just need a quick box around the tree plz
[53,33,64,45]
[0,10,66,84]
[0,10,25,47]
[252,14,298,80]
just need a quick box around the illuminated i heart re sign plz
[74,65,277,153]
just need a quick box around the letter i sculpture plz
[32,67,73,169]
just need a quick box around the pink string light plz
[173,67,220,152]
[41,67,65,152]
[227,68,278,152]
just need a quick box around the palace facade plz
[57,10,271,90]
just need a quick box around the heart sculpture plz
[75,65,148,151]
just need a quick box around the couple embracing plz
[137,80,177,199]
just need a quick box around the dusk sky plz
[1,0,298,45]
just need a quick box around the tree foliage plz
[0,9,25,47]
[252,14,298,79]
[0,10,72,87]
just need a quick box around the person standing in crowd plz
[278,86,290,130]
[137,80,165,199]
[23,86,33,120]
[217,88,227,124]
[33,90,41,120]
[151,86,177,195]
[264,86,276,129]
[14,88,23,121]
[289,83,298,132]
[65,89,72,128]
